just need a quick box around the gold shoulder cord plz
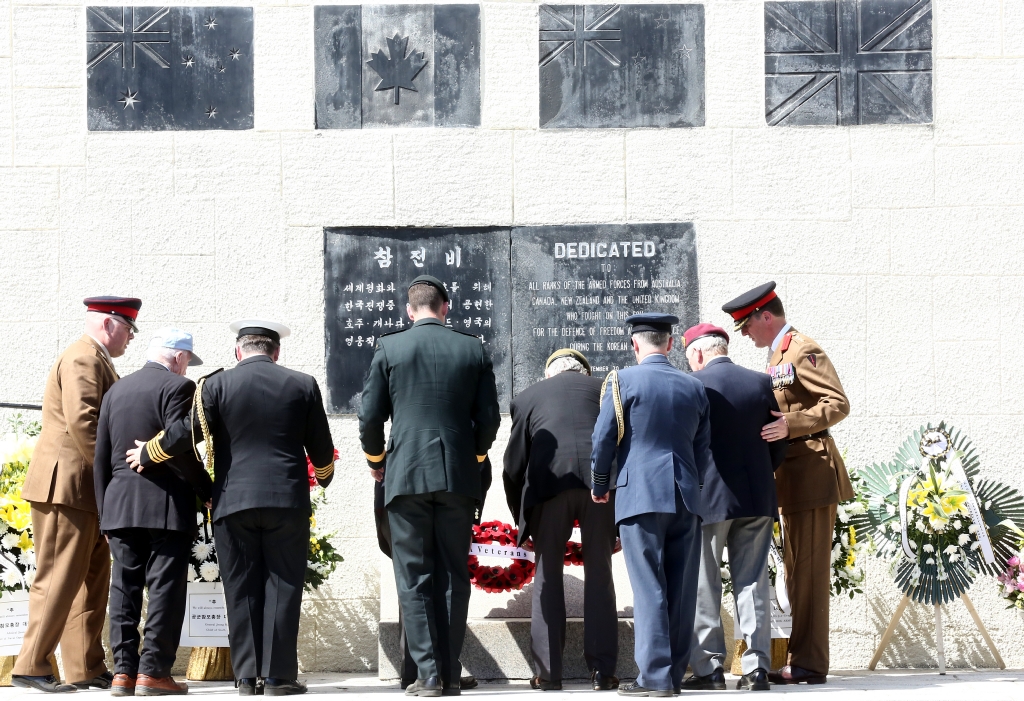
[191,377,215,478]
[599,370,625,445]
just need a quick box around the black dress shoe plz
[263,679,306,696]
[73,671,114,690]
[442,681,461,696]
[680,668,725,691]
[237,678,264,696]
[530,677,561,691]
[737,669,770,691]
[11,675,78,693]
[591,671,619,691]
[616,681,671,697]
[767,666,826,685]
[460,675,478,690]
[405,677,442,697]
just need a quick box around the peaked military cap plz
[722,281,778,330]
[625,313,679,334]
[229,319,291,343]
[83,296,142,332]
[408,274,449,303]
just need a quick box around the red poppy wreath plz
[468,521,536,593]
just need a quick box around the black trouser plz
[527,488,618,682]
[387,491,475,683]
[215,507,308,680]
[107,528,192,678]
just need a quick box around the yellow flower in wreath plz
[940,493,969,517]
[16,530,32,551]
[921,500,950,530]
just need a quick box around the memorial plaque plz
[324,228,512,413]
[87,6,254,130]
[539,4,705,128]
[510,224,699,395]
[314,4,481,129]
[765,0,932,126]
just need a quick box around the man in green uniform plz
[359,275,501,697]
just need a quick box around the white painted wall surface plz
[1,0,1023,672]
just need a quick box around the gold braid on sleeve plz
[599,370,625,446]
[191,377,215,478]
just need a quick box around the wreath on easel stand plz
[468,521,587,592]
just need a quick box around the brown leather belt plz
[789,429,830,445]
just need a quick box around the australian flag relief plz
[87,6,254,131]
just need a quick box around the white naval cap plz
[149,327,203,366]
[229,319,291,343]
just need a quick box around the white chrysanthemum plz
[2,570,21,587]
[943,545,958,555]
[0,521,8,535]
[837,505,849,523]
[885,504,896,516]
[985,500,992,510]
[923,544,934,553]
[18,550,35,567]
[918,519,928,532]
[2,533,20,550]
[952,520,962,530]
[192,542,212,562]
[187,566,197,582]
[890,521,901,532]
[840,533,849,548]
[25,569,35,587]
[720,567,730,580]
[909,540,917,550]
[958,533,971,546]
[971,541,981,550]
[199,562,220,582]
[926,557,935,565]
[948,553,960,562]
[969,524,978,534]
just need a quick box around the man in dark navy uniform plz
[95,328,213,697]
[128,320,335,697]
[681,323,786,693]
[591,314,713,698]
[359,275,501,697]
[503,349,618,692]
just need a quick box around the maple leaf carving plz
[366,34,428,105]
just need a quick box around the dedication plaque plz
[510,223,698,394]
[324,227,513,413]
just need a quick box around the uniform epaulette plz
[379,327,409,339]
[452,328,483,341]
[201,368,225,380]
[779,333,792,352]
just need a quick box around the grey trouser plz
[689,516,774,676]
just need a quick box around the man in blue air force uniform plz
[590,314,714,697]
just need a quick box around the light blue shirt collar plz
[771,323,793,352]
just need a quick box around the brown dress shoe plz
[111,674,138,697]
[136,675,188,696]
[767,666,826,685]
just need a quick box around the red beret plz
[682,323,729,348]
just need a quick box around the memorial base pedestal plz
[729,639,788,676]
[185,647,233,681]
[0,654,60,687]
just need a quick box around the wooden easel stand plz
[868,593,1005,673]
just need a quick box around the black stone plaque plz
[324,228,512,414]
[539,4,705,129]
[510,224,699,395]
[87,6,254,130]
[314,4,481,129]
[765,0,932,126]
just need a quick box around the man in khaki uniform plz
[723,282,853,686]
[13,297,141,693]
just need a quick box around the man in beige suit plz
[12,297,141,693]
[723,282,853,686]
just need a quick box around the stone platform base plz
[379,618,642,681]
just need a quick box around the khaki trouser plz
[14,503,110,682]
[781,503,837,676]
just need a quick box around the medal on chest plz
[768,362,795,390]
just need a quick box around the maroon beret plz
[682,323,729,349]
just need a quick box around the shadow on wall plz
[869,598,1004,670]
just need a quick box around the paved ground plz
[4,672,1022,700]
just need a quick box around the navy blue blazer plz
[591,353,713,523]
[692,356,786,524]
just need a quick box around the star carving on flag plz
[206,105,217,119]
[366,34,429,105]
[539,5,622,68]
[87,6,171,69]
[118,88,139,110]
[182,54,194,68]
[229,48,241,61]
[205,16,217,30]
